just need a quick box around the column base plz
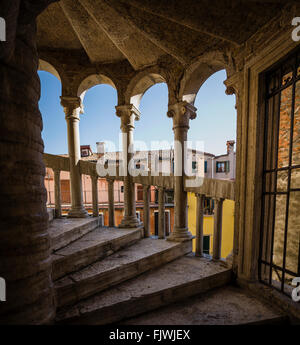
[167,227,194,242]
[67,206,89,218]
[119,216,142,229]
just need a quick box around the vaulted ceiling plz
[37,0,288,70]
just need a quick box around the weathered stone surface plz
[185,177,235,201]
[52,226,144,280]
[49,217,99,251]
[55,238,192,307]
[36,0,286,70]
[56,256,232,324]
[123,285,287,325]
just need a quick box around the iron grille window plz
[259,48,300,297]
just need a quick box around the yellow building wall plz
[188,193,235,259]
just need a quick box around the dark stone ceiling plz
[37,0,290,70]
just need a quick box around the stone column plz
[107,178,115,227]
[158,187,166,239]
[61,96,88,218]
[225,81,241,274]
[116,104,141,228]
[213,198,224,260]
[143,185,151,237]
[195,194,205,256]
[0,0,56,324]
[91,175,99,217]
[167,102,196,241]
[53,169,62,218]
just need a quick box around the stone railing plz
[43,153,235,258]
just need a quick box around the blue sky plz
[38,70,236,156]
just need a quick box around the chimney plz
[226,140,235,154]
[96,142,106,156]
[96,141,105,154]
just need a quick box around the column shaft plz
[91,175,99,217]
[158,187,165,238]
[116,105,141,228]
[167,102,196,241]
[61,97,88,218]
[195,194,205,256]
[143,185,151,237]
[53,169,62,218]
[213,198,224,260]
[107,179,115,227]
[0,5,55,324]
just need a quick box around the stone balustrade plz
[43,153,235,257]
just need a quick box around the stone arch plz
[125,70,167,110]
[77,74,117,103]
[38,59,62,82]
[179,51,234,105]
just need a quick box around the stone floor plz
[122,285,287,325]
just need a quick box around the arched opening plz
[39,59,61,82]
[190,70,236,156]
[76,76,122,221]
[77,75,119,153]
[180,52,230,105]
[128,75,174,238]
[38,61,64,154]
[135,83,172,150]
[38,62,66,211]
[185,69,237,260]
[77,74,117,103]
[127,73,166,110]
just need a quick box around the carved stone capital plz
[61,96,83,120]
[167,101,197,130]
[225,85,236,96]
[116,104,141,132]
[224,73,242,110]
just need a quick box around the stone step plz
[55,238,192,308]
[56,256,232,325]
[52,226,144,280]
[49,217,100,252]
[122,285,288,325]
